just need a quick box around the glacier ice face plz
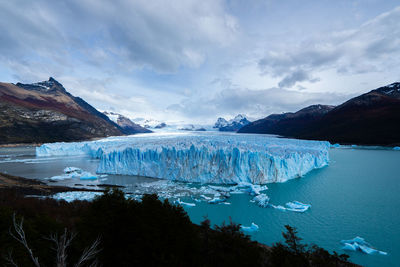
[37,132,330,184]
[341,237,387,255]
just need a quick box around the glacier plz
[37,132,330,184]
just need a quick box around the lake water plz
[0,144,399,267]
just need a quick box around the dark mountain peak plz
[295,104,335,115]
[48,77,57,83]
[16,77,67,94]
[373,82,400,99]
[240,82,400,145]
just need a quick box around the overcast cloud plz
[0,0,399,123]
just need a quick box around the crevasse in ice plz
[37,133,330,184]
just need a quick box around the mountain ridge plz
[213,114,251,132]
[0,78,148,144]
[239,83,400,146]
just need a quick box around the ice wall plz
[37,133,330,184]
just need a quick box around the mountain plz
[103,111,152,134]
[213,114,251,132]
[239,82,400,146]
[0,77,125,144]
[239,105,335,137]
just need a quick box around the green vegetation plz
[0,189,355,266]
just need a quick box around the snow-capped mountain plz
[213,114,251,132]
[132,118,167,129]
[103,111,151,134]
[239,82,400,145]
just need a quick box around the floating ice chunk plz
[241,222,259,232]
[245,184,268,195]
[79,172,98,180]
[331,143,341,148]
[393,146,400,150]
[285,201,311,212]
[37,133,330,184]
[52,191,103,202]
[270,201,311,212]
[64,166,82,173]
[208,197,227,204]
[48,167,98,181]
[270,204,286,211]
[341,236,387,255]
[176,198,196,207]
[253,194,270,208]
[200,195,212,200]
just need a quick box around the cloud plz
[0,0,238,77]
[258,6,400,88]
[278,69,320,88]
[167,87,351,122]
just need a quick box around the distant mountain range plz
[103,111,151,134]
[0,77,150,144]
[213,114,251,132]
[239,83,400,146]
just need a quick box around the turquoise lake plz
[0,145,399,266]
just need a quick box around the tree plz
[6,213,101,267]
[282,225,307,255]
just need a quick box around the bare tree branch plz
[46,228,76,267]
[9,213,40,267]
[74,237,101,267]
[4,249,18,267]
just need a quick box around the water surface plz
[0,145,399,267]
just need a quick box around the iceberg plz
[341,237,387,255]
[393,146,400,150]
[37,133,330,184]
[176,198,196,207]
[253,194,270,208]
[270,201,311,212]
[241,222,259,232]
[52,191,103,202]
[285,201,311,212]
[48,167,101,181]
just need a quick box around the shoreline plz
[0,172,103,196]
[0,143,42,148]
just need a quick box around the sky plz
[0,0,400,124]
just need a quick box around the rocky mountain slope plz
[213,114,251,132]
[103,111,151,134]
[239,83,400,146]
[239,105,334,137]
[0,77,136,144]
